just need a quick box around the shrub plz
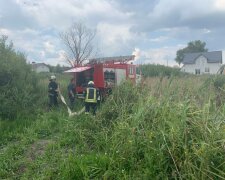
[0,36,38,119]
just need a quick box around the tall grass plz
[35,73,72,108]
[0,76,225,179]
[137,64,184,77]
[98,78,225,179]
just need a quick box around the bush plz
[0,36,38,119]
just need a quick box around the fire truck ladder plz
[88,55,135,64]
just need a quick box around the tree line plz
[48,64,70,74]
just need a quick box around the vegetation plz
[60,22,96,67]
[1,75,225,179]
[48,64,70,74]
[0,36,39,119]
[175,40,208,65]
[137,64,183,77]
[1,37,225,179]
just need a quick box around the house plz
[32,62,50,73]
[181,51,224,74]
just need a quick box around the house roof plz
[183,51,222,64]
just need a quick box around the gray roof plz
[183,51,222,64]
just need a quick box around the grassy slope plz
[0,76,225,179]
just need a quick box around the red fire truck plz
[64,55,137,98]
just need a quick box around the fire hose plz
[58,91,85,117]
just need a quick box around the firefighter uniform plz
[84,81,99,115]
[48,75,58,108]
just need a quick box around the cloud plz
[12,0,132,29]
[214,0,225,11]
[135,45,184,66]
[40,50,67,66]
[44,41,55,53]
[129,0,225,32]
[0,0,36,30]
[96,22,138,56]
[1,0,225,66]
[0,28,11,36]
[149,36,169,43]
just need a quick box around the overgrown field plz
[1,75,225,179]
[137,64,183,77]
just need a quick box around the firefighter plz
[48,75,59,108]
[67,78,76,110]
[83,81,99,115]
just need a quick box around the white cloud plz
[214,0,225,11]
[44,41,55,53]
[149,36,169,42]
[96,22,136,55]
[0,28,11,36]
[1,0,225,67]
[14,0,131,29]
[97,23,132,44]
[149,0,215,20]
[44,50,67,66]
[202,28,211,34]
[137,45,184,66]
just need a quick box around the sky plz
[0,0,225,66]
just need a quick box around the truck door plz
[115,69,126,85]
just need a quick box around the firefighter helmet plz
[50,75,56,80]
[88,81,94,85]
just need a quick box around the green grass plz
[137,64,184,77]
[0,76,225,179]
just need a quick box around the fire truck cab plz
[64,55,137,98]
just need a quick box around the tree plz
[175,40,208,65]
[60,22,96,67]
[0,36,38,119]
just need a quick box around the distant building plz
[32,62,50,73]
[173,65,180,69]
[181,51,224,74]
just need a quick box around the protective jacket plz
[67,83,76,98]
[84,87,98,103]
[48,81,58,96]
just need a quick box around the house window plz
[205,67,210,73]
[195,69,200,75]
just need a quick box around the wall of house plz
[222,51,225,64]
[36,65,50,73]
[181,55,221,74]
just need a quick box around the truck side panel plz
[115,69,126,85]
[93,64,104,88]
